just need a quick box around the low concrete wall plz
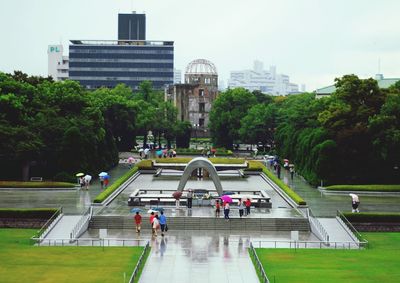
[351,222,400,232]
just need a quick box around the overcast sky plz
[1,0,399,90]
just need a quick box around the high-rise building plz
[47,45,69,81]
[69,39,174,90]
[118,13,146,40]
[165,59,218,137]
[174,69,182,84]
[228,61,299,95]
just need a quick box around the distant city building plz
[228,60,299,95]
[174,69,182,84]
[47,45,69,81]
[68,40,174,90]
[165,59,219,137]
[118,13,146,40]
[315,74,400,98]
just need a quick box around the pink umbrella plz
[220,195,233,203]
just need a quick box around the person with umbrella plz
[84,175,92,190]
[98,172,107,189]
[221,195,232,220]
[238,199,245,218]
[152,214,160,237]
[350,193,360,213]
[134,211,142,233]
[159,211,167,236]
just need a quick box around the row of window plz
[70,67,173,72]
[79,81,169,90]
[70,75,173,81]
[69,58,173,64]
[70,49,173,55]
[69,62,173,68]
[70,53,173,60]
[71,45,173,51]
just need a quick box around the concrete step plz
[89,216,310,231]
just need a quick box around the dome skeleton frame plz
[185,59,218,75]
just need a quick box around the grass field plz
[0,229,145,283]
[254,233,400,283]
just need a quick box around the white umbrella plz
[138,148,144,153]
[147,209,158,214]
[99,172,108,177]
[84,175,92,182]
[349,193,359,202]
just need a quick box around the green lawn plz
[254,233,400,283]
[0,229,145,283]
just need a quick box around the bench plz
[30,177,43,182]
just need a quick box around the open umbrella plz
[283,159,289,163]
[172,191,183,200]
[130,208,142,213]
[98,172,108,177]
[147,209,158,214]
[221,195,233,203]
[128,157,135,162]
[349,193,359,202]
[103,174,110,180]
[84,175,92,182]
[76,173,85,177]
[289,164,295,168]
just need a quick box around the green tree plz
[209,88,257,149]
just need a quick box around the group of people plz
[134,211,168,237]
[79,176,90,190]
[99,176,109,189]
[215,198,252,220]
[138,147,177,159]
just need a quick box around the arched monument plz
[177,157,223,196]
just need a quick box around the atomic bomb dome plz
[185,59,218,75]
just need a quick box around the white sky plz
[0,0,399,90]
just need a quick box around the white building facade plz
[228,61,299,95]
[173,68,182,84]
[47,45,69,81]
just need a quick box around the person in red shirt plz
[149,211,155,224]
[215,200,221,218]
[134,212,142,233]
[245,198,251,215]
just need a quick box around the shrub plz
[0,181,75,188]
[343,212,400,222]
[262,167,306,205]
[0,208,59,219]
[325,185,400,192]
[53,172,76,183]
[136,160,153,170]
[93,166,139,203]
[153,157,245,164]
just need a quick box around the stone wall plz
[351,222,400,232]
[0,218,48,228]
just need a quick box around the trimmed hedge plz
[0,208,59,219]
[136,160,153,170]
[93,166,139,203]
[0,181,75,188]
[262,167,306,205]
[343,212,400,222]
[325,185,400,192]
[245,161,264,172]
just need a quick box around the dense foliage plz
[0,72,183,181]
[325,185,400,192]
[211,75,400,185]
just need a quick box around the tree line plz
[210,75,400,185]
[0,72,190,181]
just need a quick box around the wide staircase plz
[89,215,310,231]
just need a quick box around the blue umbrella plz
[103,175,110,180]
[156,150,162,157]
[130,208,142,213]
[151,207,164,212]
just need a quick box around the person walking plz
[79,177,85,190]
[187,189,193,209]
[350,193,360,213]
[215,200,221,218]
[152,214,160,237]
[223,202,230,220]
[134,212,142,233]
[245,198,251,216]
[159,211,167,236]
[99,176,104,189]
[277,163,281,179]
[238,199,245,218]
[149,211,155,225]
[289,166,295,180]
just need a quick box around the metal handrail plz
[337,210,369,248]
[31,237,149,247]
[249,242,270,283]
[70,206,92,240]
[251,239,361,249]
[33,207,63,239]
[129,241,150,283]
[307,208,330,244]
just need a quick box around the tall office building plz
[69,40,174,90]
[47,45,69,81]
[118,13,146,40]
[228,61,299,95]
